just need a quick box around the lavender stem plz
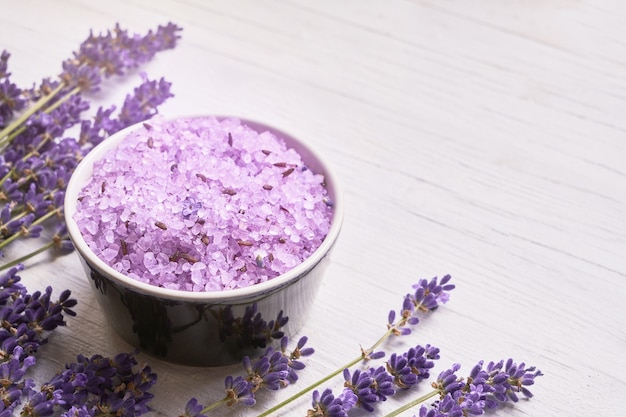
[383,389,441,417]
[0,82,65,148]
[0,239,56,271]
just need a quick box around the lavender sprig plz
[181,336,314,416]
[256,275,454,417]
[0,345,36,417]
[78,74,174,150]
[306,343,440,416]
[0,265,77,355]
[384,359,543,417]
[0,263,158,416]
[22,351,157,416]
[0,52,27,129]
[0,23,179,265]
[0,23,181,147]
[0,264,77,416]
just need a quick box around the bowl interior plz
[64,115,344,302]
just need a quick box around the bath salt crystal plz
[143,252,157,269]
[190,262,207,284]
[104,230,115,244]
[74,116,333,292]
[84,221,98,235]
[101,247,119,263]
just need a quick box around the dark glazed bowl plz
[64,116,343,366]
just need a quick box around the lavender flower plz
[185,336,313,415]
[69,23,181,78]
[36,351,157,416]
[387,353,419,389]
[311,342,442,416]
[483,359,543,406]
[0,51,10,78]
[240,337,314,393]
[368,365,396,401]
[79,75,174,150]
[180,398,208,417]
[61,405,95,417]
[0,265,77,355]
[386,344,440,390]
[308,389,356,417]
[0,23,180,265]
[342,368,378,412]
[51,223,74,251]
[0,265,77,416]
[387,275,454,338]
[0,78,25,129]
[412,359,543,417]
[58,22,181,94]
[117,75,173,127]
[224,376,255,407]
[0,53,26,129]
[0,346,36,416]
[280,335,315,383]
[60,61,102,93]
[243,353,289,393]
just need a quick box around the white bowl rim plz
[64,115,344,302]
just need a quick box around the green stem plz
[0,168,14,187]
[199,398,229,414]
[42,85,81,114]
[31,206,63,228]
[256,328,396,417]
[0,82,66,148]
[0,240,55,271]
[383,389,441,417]
[0,85,80,148]
[0,227,23,250]
[6,210,28,224]
[369,326,396,354]
[0,206,62,251]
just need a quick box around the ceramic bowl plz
[64,116,343,366]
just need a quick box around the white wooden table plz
[1,1,625,415]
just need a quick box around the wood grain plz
[1,0,624,415]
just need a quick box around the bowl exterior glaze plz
[65,116,343,366]
[77,241,332,366]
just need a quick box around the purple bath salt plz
[74,116,333,292]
